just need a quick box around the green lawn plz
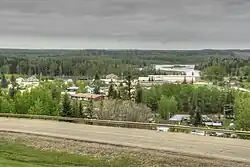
[0,139,137,167]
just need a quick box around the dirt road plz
[0,117,250,163]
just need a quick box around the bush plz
[94,100,152,122]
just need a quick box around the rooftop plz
[71,93,105,99]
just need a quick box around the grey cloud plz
[0,0,250,49]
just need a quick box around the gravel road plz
[0,117,250,163]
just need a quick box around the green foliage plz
[135,84,143,104]
[72,100,81,118]
[203,66,226,81]
[61,93,72,117]
[158,96,178,120]
[28,99,44,115]
[1,73,8,88]
[234,94,250,131]
[143,84,231,121]
[94,100,152,122]
[108,84,115,99]
[86,99,94,119]
[76,80,87,93]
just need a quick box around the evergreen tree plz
[86,98,94,119]
[108,84,114,99]
[135,84,143,104]
[10,74,17,87]
[112,89,117,99]
[79,101,83,117]
[125,73,132,100]
[61,93,72,117]
[1,73,8,88]
[182,75,187,84]
[51,88,59,100]
[93,86,100,94]
[94,73,100,80]
[28,98,44,115]
[193,108,202,126]
[99,99,104,113]
[191,72,194,84]
[71,100,80,117]
[9,87,16,98]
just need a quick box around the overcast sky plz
[0,0,250,49]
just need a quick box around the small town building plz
[67,86,79,95]
[70,93,105,101]
[106,74,118,80]
[85,86,95,93]
[24,76,39,83]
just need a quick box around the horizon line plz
[0,47,250,51]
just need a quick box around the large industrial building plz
[139,64,201,83]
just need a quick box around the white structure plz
[106,74,118,80]
[155,64,201,78]
[67,86,79,95]
[100,78,117,84]
[16,76,39,89]
[138,77,149,82]
[16,77,24,85]
[150,75,196,83]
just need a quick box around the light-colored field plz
[0,117,250,163]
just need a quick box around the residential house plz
[85,86,95,93]
[67,85,79,95]
[17,76,39,88]
[106,74,118,80]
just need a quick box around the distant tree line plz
[196,57,250,81]
[0,49,233,78]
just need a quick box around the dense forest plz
[0,48,245,78]
[195,57,250,87]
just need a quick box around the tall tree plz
[86,98,94,119]
[125,72,132,100]
[235,95,250,131]
[108,84,114,99]
[135,83,143,104]
[78,101,83,117]
[61,93,72,117]
[158,96,178,120]
[1,73,8,88]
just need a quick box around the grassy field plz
[0,139,137,167]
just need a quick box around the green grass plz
[0,139,138,167]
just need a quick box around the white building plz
[67,86,79,95]
[155,64,200,77]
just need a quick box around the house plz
[67,86,79,95]
[106,74,118,80]
[85,86,95,93]
[16,76,39,88]
[169,114,190,123]
[70,93,105,101]
[24,76,39,82]
[138,77,149,82]
[16,77,24,84]
[67,86,79,91]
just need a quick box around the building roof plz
[106,74,118,79]
[67,86,79,90]
[71,93,105,99]
[169,114,190,121]
[25,76,39,82]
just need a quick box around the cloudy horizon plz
[0,0,250,50]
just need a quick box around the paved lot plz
[0,117,250,163]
